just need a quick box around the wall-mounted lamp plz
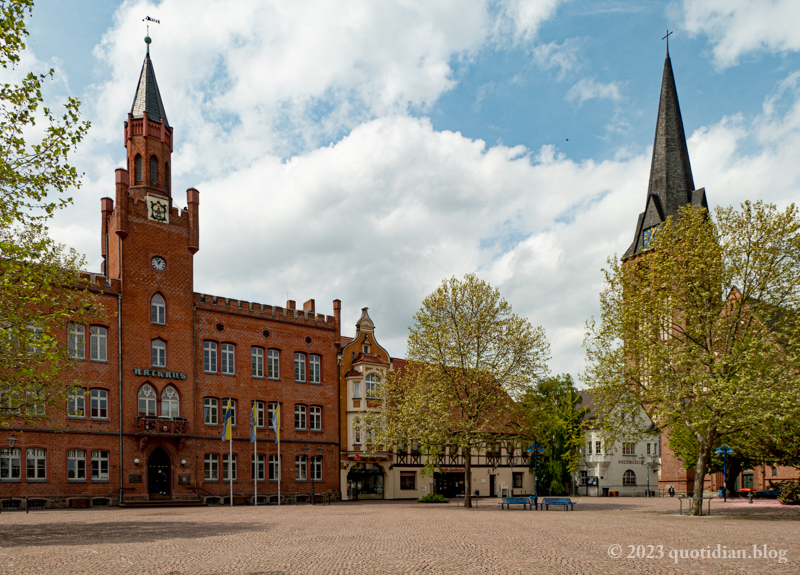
[181,459,187,466]
[7,434,18,450]
[134,458,140,465]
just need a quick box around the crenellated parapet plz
[77,271,121,293]
[194,294,337,327]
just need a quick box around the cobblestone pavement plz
[0,497,797,575]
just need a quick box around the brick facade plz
[0,51,342,509]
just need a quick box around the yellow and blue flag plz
[250,403,257,443]
[221,399,234,441]
[271,404,280,443]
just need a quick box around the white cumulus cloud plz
[566,78,623,105]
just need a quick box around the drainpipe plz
[117,292,123,504]
[193,305,198,499]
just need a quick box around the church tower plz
[623,46,707,259]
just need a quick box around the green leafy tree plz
[520,374,587,495]
[367,274,550,507]
[0,0,98,426]
[584,202,800,515]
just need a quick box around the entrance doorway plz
[347,463,385,500]
[147,447,171,495]
[489,474,496,497]
[434,472,465,498]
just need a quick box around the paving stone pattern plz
[0,498,797,574]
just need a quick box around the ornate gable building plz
[1,43,342,509]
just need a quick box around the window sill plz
[92,479,110,483]
[68,480,87,483]
[205,479,219,483]
[204,423,219,427]
[310,429,323,433]
[295,429,307,432]
[1,479,21,483]
[67,416,86,420]
[296,479,308,483]
[91,418,109,422]
[26,479,47,483]
[90,360,109,364]
[268,378,281,382]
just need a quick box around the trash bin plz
[602,487,610,497]
[474,489,480,497]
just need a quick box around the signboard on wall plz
[129,474,142,483]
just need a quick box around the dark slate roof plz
[624,53,707,259]
[130,53,169,127]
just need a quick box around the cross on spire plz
[662,30,673,55]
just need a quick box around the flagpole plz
[277,405,281,507]
[254,410,258,506]
[229,430,233,507]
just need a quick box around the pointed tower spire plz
[131,50,169,127]
[624,50,707,259]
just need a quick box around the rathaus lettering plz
[133,368,186,379]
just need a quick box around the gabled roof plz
[624,52,707,259]
[131,53,169,127]
[353,352,389,365]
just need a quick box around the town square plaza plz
[0,498,796,575]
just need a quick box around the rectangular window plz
[91,450,109,481]
[67,389,85,418]
[309,355,321,384]
[586,442,592,455]
[580,470,588,485]
[353,418,361,445]
[68,324,85,359]
[294,353,306,382]
[26,448,46,481]
[269,454,280,481]
[252,454,266,481]
[267,349,280,379]
[151,340,166,367]
[0,448,21,481]
[513,472,523,489]
[222,453,237,482]
[204,453,219,481]
[366,375,379,398]
[310,406,322,431]
[647,443,651,455]
[223,398,237,426]
[204,398,218,425]
[90,326,107,362]
[221,343,235,375]
[251,347,264,378]
[268,402,278,430]
[311,455,322,482]
[294,404,307,430]
[204,341,217,373]
[26,391,45,417]
[400,472,416,490]
[90,389,108,419]
[596,441,602,454]
[622,443,636,456]
[295,455,307,481]
[253,401,265,428]
[353,381,361,399]
[67,449,86,481]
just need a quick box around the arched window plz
[138,384,157,416]
[623,470,637,486]
[164,162,170,193]
[150,155,158,184]
[151,340,166,367]
[151,294,166,325]
[161,385,179,418]
[366,373,379,398]
[134,154,142,182]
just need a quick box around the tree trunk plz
[464,446,472,508]
[691,437,715,515]
[725,458,743,498]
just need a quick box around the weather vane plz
[143,16,161,53]
[662,29,673,54]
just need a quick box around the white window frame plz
[253,401,265,428]
[91,450,110,481]
[151,293,166,325]
[366,373,379,398]
[204,453,219,481]
[138,384,157,417]
[622,443,636,456]
[294,404,307,431]
[311,455,322,482]
[252,453,266,481]
[26,390,45,417]
[204,397,218,425]
[267,402,278,430]
[353,381,361,399]
[161,386,179,418]
[294,353,306,382]
[26,448,46,481]
[269,454,280,481]
[251,347,264,378]
[151,340,166,367]
[0,448,21,481]
[267,349,280,379]
[222,453,237,482]
[295,455,307,481]
[204,341,218,373]
[67,449,86,481]
[223,398,237,426]
[353,417,361,445]
[67,389,85,418]
[309,355,321,384]
[310,405,322,431]
[68,324,85,359]
[90,389,108,420]
[90,326,107,362]
[623,469,637,486]
[221,343,235,376]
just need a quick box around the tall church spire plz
[624,52,707,259]
[130,50,169,127]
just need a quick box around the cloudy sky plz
[17,0,800,379]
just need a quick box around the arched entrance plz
[147,447,171,495]
[347,463,385,500]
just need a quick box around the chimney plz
[333,299,342,337]
[303,299,315,314]
[187,188,200,254]
[115,169,129,238]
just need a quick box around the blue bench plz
[540,497,576,511]
[500,496,536,510]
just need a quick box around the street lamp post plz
[314,445,324,505]
[301,445,310,504]
[714,445,735,502]
[527,441,545,499]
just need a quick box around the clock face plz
[151,256,166,271]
